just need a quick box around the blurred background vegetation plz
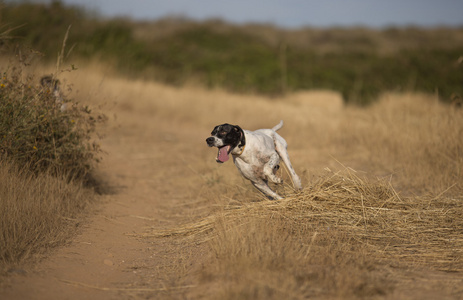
[1,0,462,104]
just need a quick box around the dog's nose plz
[206,137,215,145]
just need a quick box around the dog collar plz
[234,130,246,156]
[235,144,246,156]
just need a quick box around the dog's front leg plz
[252,181,283,200]
[264,153,282,184]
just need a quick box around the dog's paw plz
[269,176,282,184]
[293,177,302,190]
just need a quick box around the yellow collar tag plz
[235,145,245,156]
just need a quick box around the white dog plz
[206,120,302,200]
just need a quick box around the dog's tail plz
[272,120,284,131]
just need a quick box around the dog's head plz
[206,124,245,163]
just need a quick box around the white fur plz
[231,121,302,200]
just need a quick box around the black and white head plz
[206,124,245,163]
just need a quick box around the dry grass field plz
[1,62,462,299]
[0,160,93,265]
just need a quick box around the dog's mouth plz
[216,145,231,163]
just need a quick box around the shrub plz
[0,64,105,179]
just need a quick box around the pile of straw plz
[146,167,463,271]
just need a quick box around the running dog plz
[206,121,302,200]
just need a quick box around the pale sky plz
[25,0,463,28]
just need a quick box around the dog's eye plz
[220,131,227,136]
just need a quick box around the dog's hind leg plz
[252,180,283,200]
[274,135,302,190]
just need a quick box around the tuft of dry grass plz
[0,158,93,272]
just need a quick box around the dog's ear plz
[234,125,245,146]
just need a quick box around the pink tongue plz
[217,146,231,163]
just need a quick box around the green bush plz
[0,66,105,178]
[148,26,282,93]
